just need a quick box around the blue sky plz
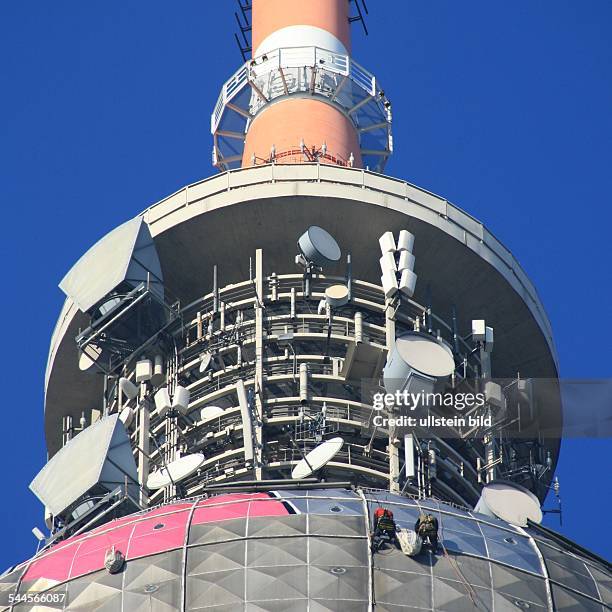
[0,1,610,568]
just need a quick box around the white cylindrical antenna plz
[152,355,164,385]
[172,385,190,414]
[135,359,153,383]
[119,377,139,401]
[379,231,396,254]
[32,527,46,542]
[290,287,296,319]
[154,387,172,417]
[119,406,135,428]
[397,250,415,272]
[381,269,399,299]
[397,230,415,252]
[379,252,397,274]
[44,507,53,530]
[428,448,437,480]
[299,363,309,404]
[354,311,363,343]
[399,269,417,297]
[404,433,415,478]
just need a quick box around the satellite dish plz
[474,481,543,527]
[298,226,341,267]
[147,453,205,489]
[383,332,455,397]
[325,284,350,308]
[200,405,225,421]
[291,437,344,479]
[119,377,138,401]
[78,344,102,371]
[119,406,135,428]
[199,352,213,373]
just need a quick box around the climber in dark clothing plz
[415,512,439,551]
[372,507,400,552]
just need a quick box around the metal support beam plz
[385,296,400,493]
[137,384,150,507]
[254,248,264,480]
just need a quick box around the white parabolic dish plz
[291,437,344,479]
[201,406,225,421]
[478,481,543,526]
[147,453,205,489]
[395,333,455,378]
[78,344,102,371]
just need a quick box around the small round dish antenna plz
[200,405,225,421]
[79,344,102,371]
[325,284,350,308]
[474,481,543,527]
[147,453,205,490]
[199,352,213,374]
[298,226,341,267]
[291,437,344,479]
[383,332,455,396]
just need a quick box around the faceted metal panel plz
[308,515,366,537]
[491,563,550,608]
[123,550,182,612]
[551,583,605,611]
[245,565,309,602]
[309,537,368,567]
[187,541,246,575]
[308,565,369,602]
[246,537,309,567]
[431,552,492,589]
[588,566,612,606]
[441,529,488,557]
[188,518,247,546]
[247,514,307,538]
[433,577,493,611]
[481,526,543,575]
[187,568,245,610]
[538,542,601,599]
[6,489,612,611]
[375,569,432,609]
[310,600,369,612]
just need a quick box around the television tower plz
[6,2,609,610]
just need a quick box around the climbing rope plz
[438,513,480,608]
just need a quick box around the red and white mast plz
[212,0,392,172]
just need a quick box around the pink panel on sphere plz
[69,524,134,578]
[126,510,189,559]
[192,492,288,525]
[21,495,288,582]
[23,542,79,582]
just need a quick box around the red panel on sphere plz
[69,523,134,578]
[19,494,288,583]
[23,542,79,582]
[192,492,288,525]
[126,510,190,559]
